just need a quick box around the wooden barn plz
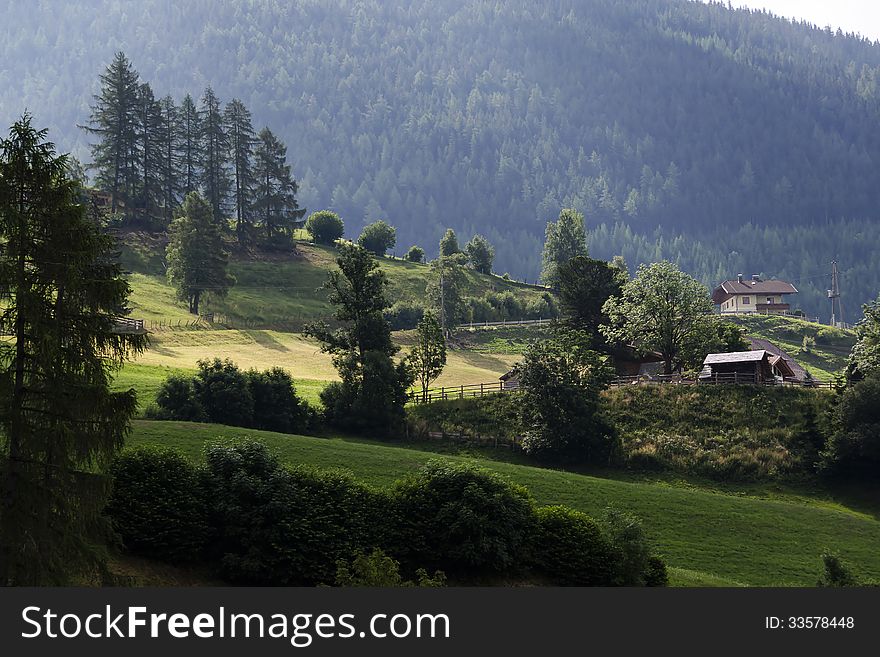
[700,350,794,384]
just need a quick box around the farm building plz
[712,274,797,315]
[609,344,664,376]
[701,350,795,383]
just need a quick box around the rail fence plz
[455,318,554,330]
[408,381,520,404]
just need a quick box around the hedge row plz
[107,442,667,586]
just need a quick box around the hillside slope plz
[2,0,880,314]
[128,419,880,586]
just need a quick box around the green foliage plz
[540,208,588,288]
[601,260,714,374]
[820,373,880,478]
[519,330,617,464]
[409,312,447,402]
[601,507,663,586]
[193,358,255,427]
[439,228,460,256]
[404,245,425,263]
[0,116,146,585]
[253,127,305,245]
[849,295,880,379]
[153,374,205,422]
[465,234,495,274]
[531,506,615,585]
[107,447,208,562]
[607,385,831,481]
[556,255,623,344]
[166,192,235,315]
[154,359,311,434]
[390,460,536,573]
[816,552,858,587]
[802,335,816,354]
[358,219,396,255]
[201,441,388,585]
[307,243,413,435]
[335,548,446,587]
[305,209,345,245]
[426,254,468,330]
[407,393,523,441]
[384,301,424,330]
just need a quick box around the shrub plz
[531,506,615,585]
[154,374,205,421]
[820,373,880,478]
[202,441,389,585]
[335,548,446,587]
[246,367,309,434]
[193,358,255,427]
[384,301,424,330]
[357,220,396,255]
[106,447,209,562]
[305,209,345,245]
[601,507,663,586]
[404,245,425,263]
[389,460,536,573]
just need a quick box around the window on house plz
[767,297,773,303]
[742,296,750,305]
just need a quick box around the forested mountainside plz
[2,0,880,317]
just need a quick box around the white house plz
[712,274,797,315]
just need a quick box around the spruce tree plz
[157,95,181,228]
[0,116,147,584]
[253,127,305,246]
[198,87,230,227]
[224,99,257,243]
[166,192,235,315]
[135,82,163,222]
[178,93,201,197]
[81,51,141,219]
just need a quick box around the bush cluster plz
[148,358,314,434]
[108,446,667,586]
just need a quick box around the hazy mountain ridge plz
[2,0,880,316]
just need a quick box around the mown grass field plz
[121,234,550,327]
[127,420,880,587]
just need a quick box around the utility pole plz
[828,259,844,327]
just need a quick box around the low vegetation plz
[125,420,880,586]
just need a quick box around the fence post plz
[734,372,738,385]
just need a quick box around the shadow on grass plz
[242,329,291,352]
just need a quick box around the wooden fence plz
[608,373,834,388]
[408,381,519,404]
[455,318,554,330]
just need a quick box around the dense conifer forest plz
[2,0,880,317]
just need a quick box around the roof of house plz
[703,350,768,365]
[712,279,798,304]
[769,354,796,378]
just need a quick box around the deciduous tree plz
[465,234,494,274]
[600,261,714,374]
[540,208,588,288]
[408,312,446,402]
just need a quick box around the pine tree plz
[198,87,230,227]
[80,51,141,219]
[135,82,163,222]
[224,99,257,243]
[253,127,305,246]
[166,192,235,315]
[0,116,147,584]
[178,93,201,197]
[156,95,181,228]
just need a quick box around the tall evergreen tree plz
[166,192,235,315]
[80,51,140,218]
[540,208,589,289]
[0,116,147,584]
[198,86,230,227]
[157,95,181,228]
[135,82,163,221]
[178,93,201,197]
[253,127,305,245]
[224,99,257,243]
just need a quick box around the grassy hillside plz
[728,314,856,379]
[121,233,550,328]
[127,419,880,587]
